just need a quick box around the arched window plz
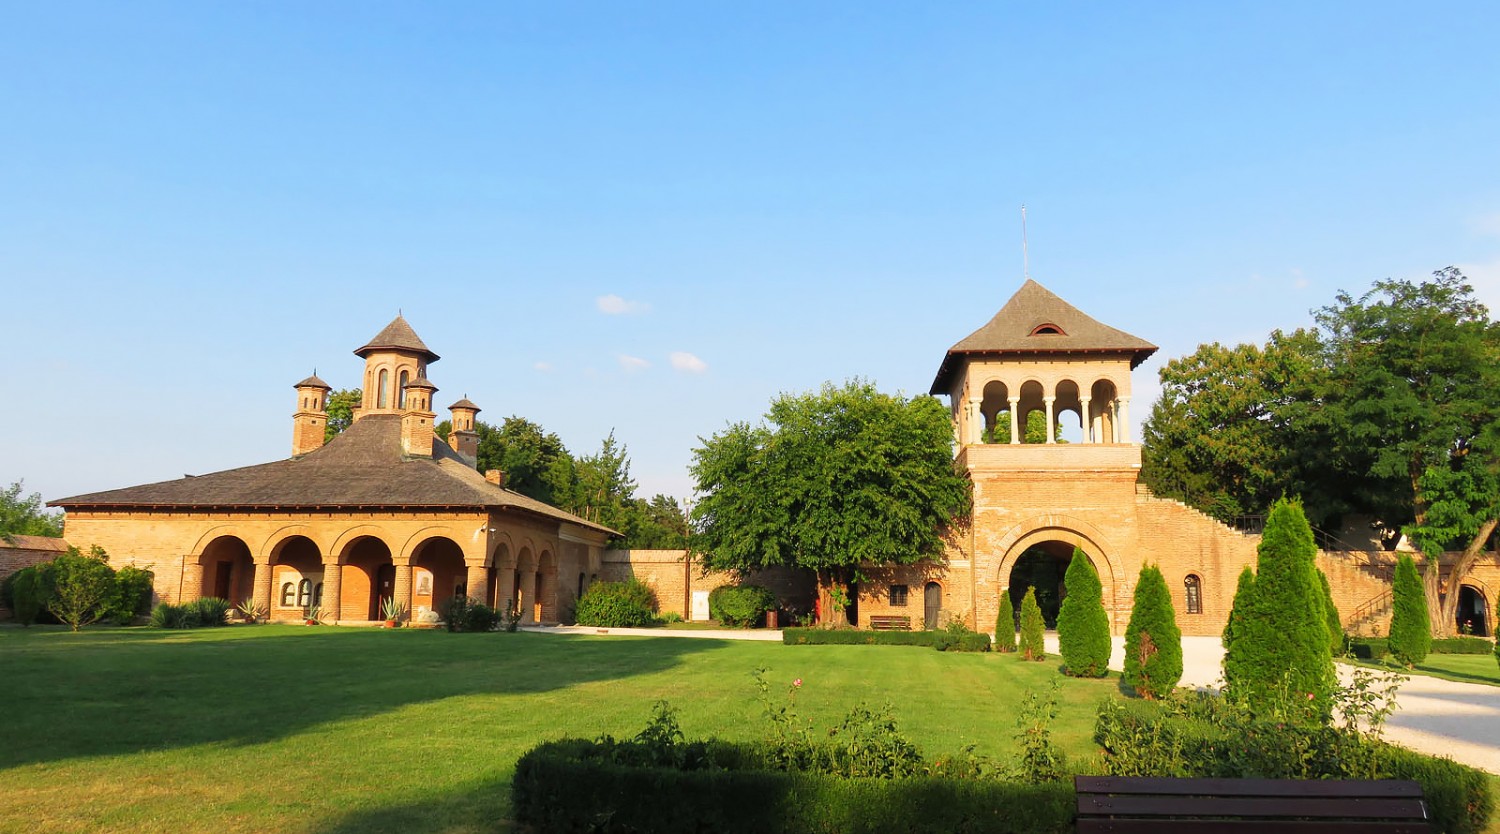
[377,369,389,408]
[1029,323,1066,336]
[1184,575,1202,615]
[297,579,312,608]
[399,370,410,408]
[313,583,324,608]
[279,582,295,607]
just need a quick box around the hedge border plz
[782,628,937,647]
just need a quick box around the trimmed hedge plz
[513,738,1075,834]
[1430,637,1494,655]
[1095,697,1493,834]
[709,584,777,627]
[1349,637,1389,659]
[783,628,936,647]
[933,627,991,653]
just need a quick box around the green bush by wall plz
[574,579,658,627]
[709,584,778,627]
[782,628,936,647]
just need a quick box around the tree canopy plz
[1,480,64,543]
[689,380,971,624]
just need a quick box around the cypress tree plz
[1220,566,1256,689]
[1123,565,1182,699]
[1388,554,1431,667]
[1019,586,1046,661]
[1318,569,1344,656]
[1056,549,1111,676]
[994,589,1016,653]
[1222,497,1334,717]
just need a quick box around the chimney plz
[448,396,482,467]
[291,373,332,457]
[401,377,438,458]
[485,469,506,488]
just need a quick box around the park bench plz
[1075,776,1431,833]
[868,615,911,630]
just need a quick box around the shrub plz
[709,584,777,627]
[1122,565,1181,700]
[46,548,119,631]
[782,628,936,647]
[109,566,155,625]
[574,579,658,628]
[1094,694,1493,834]
[1429,637,1493,655]
[1349,637,1388,659]
[464,601,499,632]
[149,602,190,629]
[1388,554,1431,667]
[1220,565,1255,677]
[932,620,991,653]
[1317,569,1345,656]
[1056,549,1110,676]
[1222,498,1333,718]
[994,590,1016,653]
[1018,587,1045,661]
[9,566,48,626]
[190,597,231,627]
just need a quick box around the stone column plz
[1007,398,1021,444]
[394,564,413,621]
[539,570,557,623]
[525,571,539,623]
[1118,396,1131,443]
[466,564,489,603]
[968,400,982,444]
[1043,397,1056,444]
[321,560,342,624]
[252,560,273,613]
[1078,396,1092,443]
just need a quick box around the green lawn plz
[0,625,1122,834]
[1344,653,1500,688]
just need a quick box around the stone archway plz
[411,536,466,620]
[1458,584,1490,637]
[267,535,324,622]
[994,517,1120,633]
[339,535,395,622]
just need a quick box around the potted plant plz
[381,597,407,628]
[304,605,323,626]
[236,600,268,624]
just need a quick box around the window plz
[312,583,323,608]
[889,584,909,606]
[377,369,389,408]
[297,579,312,608]
[1184,575,1202,615]
[1029,323,1067,336]
[279,582,295,607]
[399,370,410,408]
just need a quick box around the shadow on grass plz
[312,776,517,834]
[0,626,720,771]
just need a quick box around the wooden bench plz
[868,615,912,631]
[1075,776,1431,832]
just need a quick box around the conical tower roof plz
[354,315,440,362]
[293,373,331,390]
[929,279,1156,393]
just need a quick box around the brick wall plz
[601,550,816,621]
[0,536,70,619]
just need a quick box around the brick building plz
[51,317,615,624]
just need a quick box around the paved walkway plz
[529,625,1500,774]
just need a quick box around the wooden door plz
[924,582,941,630]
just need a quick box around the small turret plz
[291,373,332,457]
[448,396,481,465]
[400,376,438,457]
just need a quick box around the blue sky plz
[5,1,1499,505]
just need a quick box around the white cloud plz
[669,351,708,373]
[617,354,651,372]
[597,294,649,315]
[533,361,554,373]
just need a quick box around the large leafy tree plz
[322,389,361,441]
[1,480,64,543]
[690,379,971,626]
[1316,268,1500,632]
[1140,329,1327,523]
[471,416,578,508]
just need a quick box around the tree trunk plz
[1422,556,1447,637]
[1437,517,1499,635]
[816,569,848,628]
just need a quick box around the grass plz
[1344,653,1500,688]
[0,625,1120,834]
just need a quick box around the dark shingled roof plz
[406,376,437,390]
[50,415,614,534]
[294,374,331,390]
[930,279,1157,393]
[355,315,440,363]
[449,397,480,412]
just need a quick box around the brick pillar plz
[466,564,489,602]
[252,561,273,613]
[181,561,204,603]
[501,567,519,612]
[538,569,557,623]
[394,564,413,620]
[322,560,342,624]
[524,571,538,623]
